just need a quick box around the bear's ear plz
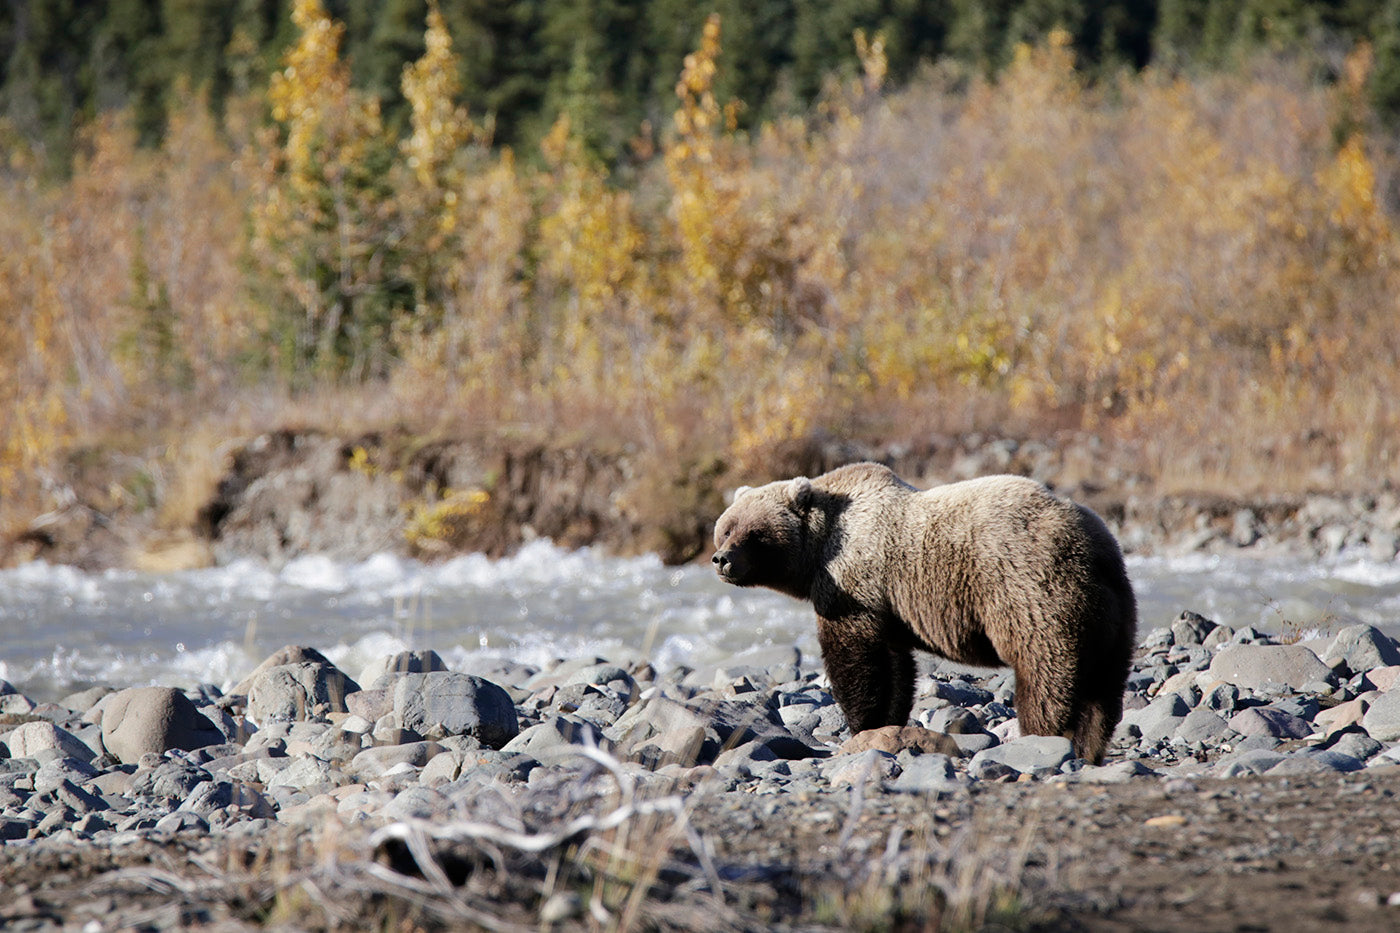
[788,477,813,512]
[730,485,752,504]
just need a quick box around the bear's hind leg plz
[1010,661,1077,747]
[1074,688,1124,765]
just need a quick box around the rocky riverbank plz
[8,430,1400,572]
[7,612,1400,929]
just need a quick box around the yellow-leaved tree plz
[248,0,397,382]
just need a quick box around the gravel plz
[6,614,1400,928]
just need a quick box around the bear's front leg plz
[817,616,916,733]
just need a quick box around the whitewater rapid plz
[2,540,1399,701]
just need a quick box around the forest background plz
[3,0,1400,559]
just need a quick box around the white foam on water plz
[3,545,1399,701]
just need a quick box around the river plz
[2,541,1399,701]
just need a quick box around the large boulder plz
[101,687,225,765]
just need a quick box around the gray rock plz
[347,741,444,779]
[154,811,209,835]
[1268,748,1364,775]
[247,662,359,723]
[33,758,100,794]
[1322,625,1400,675]
[924,707,983,734]
[501,716,611,765]
[931,680,995,707]
[177,780,237,816]
[130,760,212,801]
[268,756,347,791]
[1201,683,1241,713]
[560,663,636,693]
[1327,731,1382,761]
[452,749,537,784]
[70,812,113,837]
[950,732,998,756]
[358,649,450,689]
[1122,692,1191,743]
[1171,611,1218,646]
[1228,707,1312,739]
[5,722,96,763]
[824,749,900,786]
[44,779,110,814]
[345,687,393,722]
[1208,644,1333,691]
[630,724,709,769]
[0,818,32,840]
[383,785,448,821]
[1361,689,1400,742]
[60,686,114,714]
[393,672,518,747]
[232,645,338,695]
[1176,709,1232,745]
[100,687,225,765]
[969,735,1074,777]
[1214,748,1287,777]
[1077,760,1157,783]
[887,753,960,793]
[551,683,629,724]
[690,646,802,688]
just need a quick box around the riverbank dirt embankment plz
[6,429,1400,572]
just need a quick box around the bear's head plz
[712,476,814,598]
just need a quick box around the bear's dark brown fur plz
[711,462,1137,764]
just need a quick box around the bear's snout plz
[712,549,748,584]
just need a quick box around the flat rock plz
[100,687,225,765]
[1228,707,1312,739]
[392,672,518,747]
[1214,748,1287,777]
[969,735,1074,777]
[887,753,961,793]
[1076,760,1157,783]
[1208,644,1332,691]
[1267,748,1365,775]
[840,725,959,757]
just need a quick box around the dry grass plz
[3,15,1399,541]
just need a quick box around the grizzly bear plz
[711,462,1137,764]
